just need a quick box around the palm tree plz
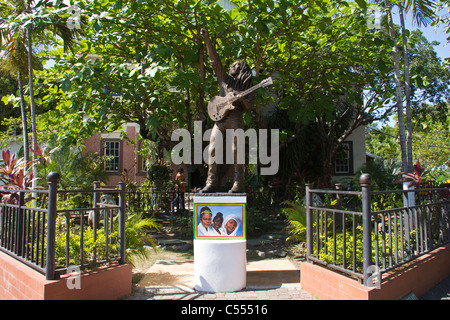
[0,0,30,169]
[384,0,409,173]
[405,0,436,26]
[1,0,82,183]
[398,0,437,173]
[398,4,414,173]
[381,0,438,174]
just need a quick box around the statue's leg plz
[200,124,221,193]
[229,125,245,193]
[229,164,244,193]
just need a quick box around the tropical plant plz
[283,200,307,243]
[360,159,403,190]
[394,160,429,187]
[0,149,34,203]
[380,0,439,174]
[29,143,60,181]
[120,213,159,266]
[37,141,109,189]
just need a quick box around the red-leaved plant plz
[394,160,428,188]
[0,150,35,204]
[0,144,60,204]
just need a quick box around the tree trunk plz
[317,116,334,187]
[27,27,38,186]
[198,37,207,122]
[385,1,408,173]
[399,3,414,173]
[17,71,29,170]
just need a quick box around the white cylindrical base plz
[194,239,246,292]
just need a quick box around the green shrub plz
[54,212,158,268]
[283,200,307,243]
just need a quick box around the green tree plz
[0,68,19,132]
[0,0,82,182]
[368,102,450,181]
[408,30,450,104]
[35,1,398,179]
[380,0,439,174]
[367,29,449,166]
[367,123,401,161]
[411,101,450,177]
[20,0,445,189]
[0,0,32,167]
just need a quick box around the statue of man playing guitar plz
[199,28,254,194]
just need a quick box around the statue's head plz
[229,60,250,77]
[228,60,253,92]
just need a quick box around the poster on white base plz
[194,203,246,240]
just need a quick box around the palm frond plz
[404,0,436,27]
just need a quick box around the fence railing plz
[0,172,126,280]
[127,190,194,215]
[126,187,294,217]
[305,174,450,287]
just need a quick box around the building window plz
[142,156,148,173]
[136,140,148,175]
[334,142,353,175]
[103,140,121,172]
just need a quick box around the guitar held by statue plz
[207,77,273,122]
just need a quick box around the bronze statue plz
[200,28,254,193]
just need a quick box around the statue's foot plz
[228,182,244,193]
[200,184,216,193]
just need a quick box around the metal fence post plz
[360,173,372,286]
[118,182,126,264]
[305,184,313,260]
[46,172,60,280]
[402,188,411,259]
[335,183,342,208]
[93,181,100,263]
[16,191,25,257]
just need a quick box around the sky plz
[393,9,449,61]
[375,8,449,128]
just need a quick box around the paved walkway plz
[126,258,317,300]
[126,257,450,300]
[420,274,450,300]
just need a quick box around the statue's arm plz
[239,96,253,111]
[201,28,226,83]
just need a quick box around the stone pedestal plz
[193,194,246,292]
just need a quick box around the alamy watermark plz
[367,5,383,30]
[66,265,81,290]
[171,121,279,175]
[366,265,381,289]
[67,5,82,30]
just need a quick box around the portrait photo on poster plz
[194,203,246,239]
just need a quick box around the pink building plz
[83,123,147,187]
[82,122,191,189]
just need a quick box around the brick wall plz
[0,251,132,300]
[301,243,450,300]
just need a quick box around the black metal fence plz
[305,174,450,287]
[0,172,126,280]
[126,186,295,217]
[127,190,194,215]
